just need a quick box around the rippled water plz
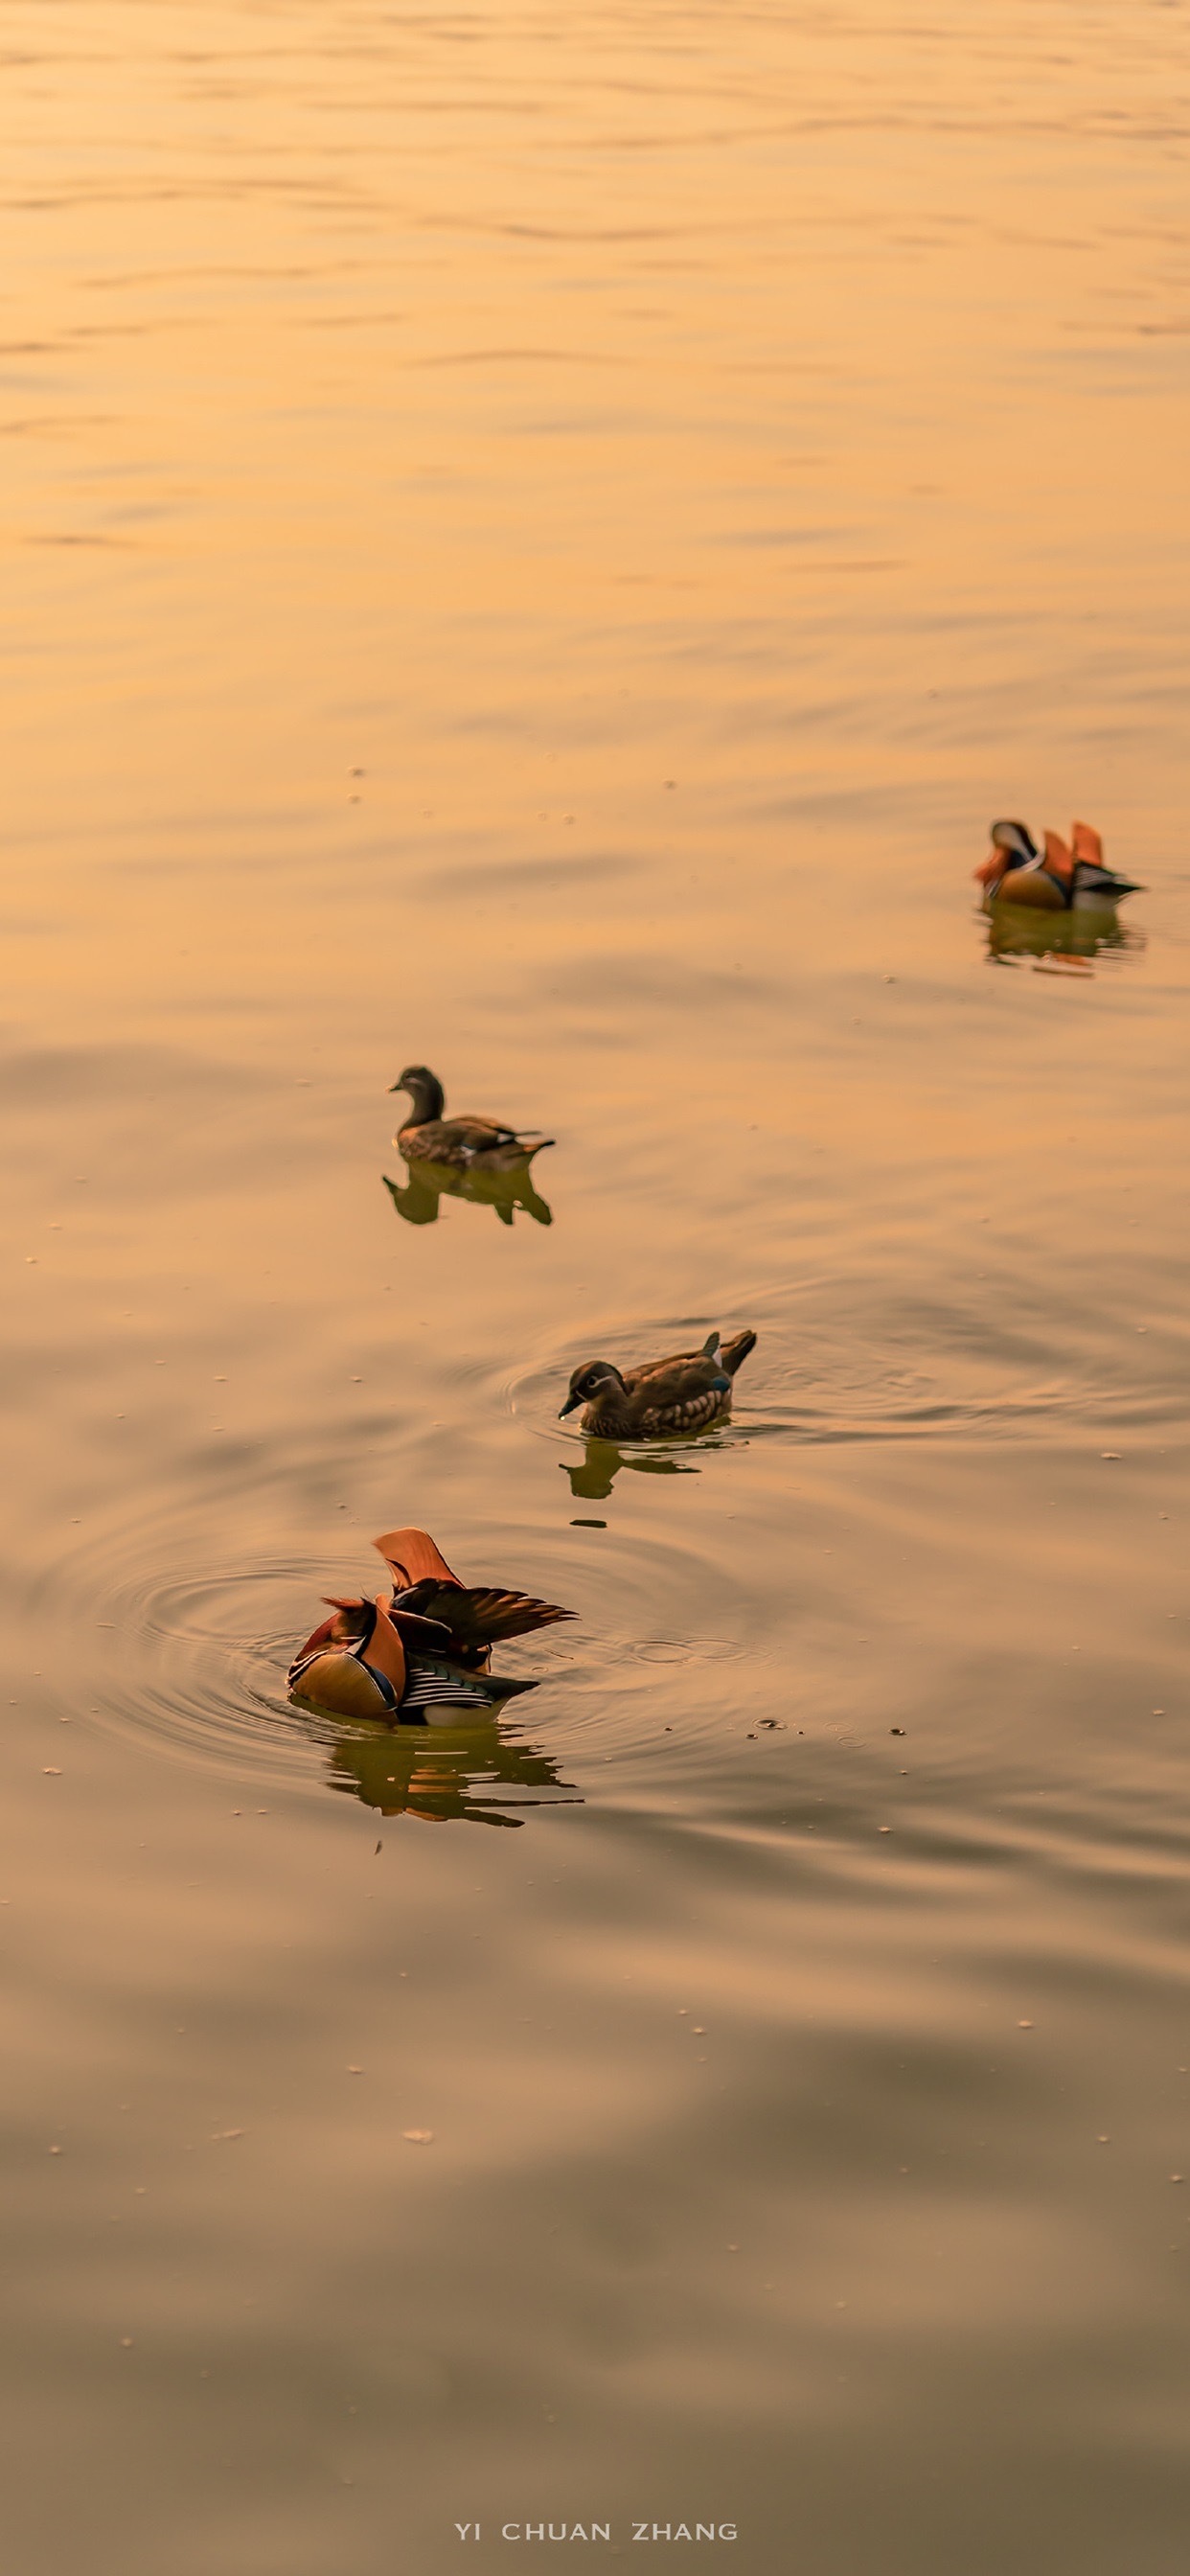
[3,4,1189,2569]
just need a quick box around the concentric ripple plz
[84,1555,341,1785]
[501,1278,1168,1453]
[45,1433,771,1804]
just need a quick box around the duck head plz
[974,819,1039,893]
[560,1360,627,1419]
[389,1064,445,1120]
[321,1595,374,1644]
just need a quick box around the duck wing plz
[1073,862,1140,900]
[1069,820,1141,899]
[405,1114,553,1160]
[448,1116,525,1150]
[625,1348,730,1409]
[395,1581,574,1647]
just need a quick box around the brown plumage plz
[560,1328,757,1441]
[390,1066,554,1172]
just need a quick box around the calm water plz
[3,4,1189,2568]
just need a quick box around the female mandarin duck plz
[288,1527,573,1722]
[390,1066,554,1172]
[560,1328,757,1440]
[975,819,1141,910]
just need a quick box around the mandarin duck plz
[288,1527,573,1722]
[975,819,1140,910]
[390,1066,554,1171]
[560,1328,757,1440]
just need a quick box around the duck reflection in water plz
[383,1159,552,1228]
[982,905,1143,971]
[562,1440,706,1504]
[384,1063,554,1225]
[327,1712,580,1829]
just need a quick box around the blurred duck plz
[288,1527,573,1723]
[390,1066,554,1171]
[975,819,1141,910]
[561,1328,757,1440]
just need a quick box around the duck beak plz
[559,1392,581,1417]
[973,852,1003,886]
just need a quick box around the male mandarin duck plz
[975,819,1141,910]
[560,1328,757,1440]
[288,1527,573,1722]
[390,1066,554,1172]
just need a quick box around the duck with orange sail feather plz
[288,1529,573,1722]
[975,819,1141,911]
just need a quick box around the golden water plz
[3,4,1189,2567]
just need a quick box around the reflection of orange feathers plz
[373,1528,462,1590]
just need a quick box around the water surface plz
[3,4,1189,2569]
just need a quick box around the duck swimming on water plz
[288,1528,573,1723]
[390,1066,555,1172]
[975,820,1141,910]
[560,1329,757,1441]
